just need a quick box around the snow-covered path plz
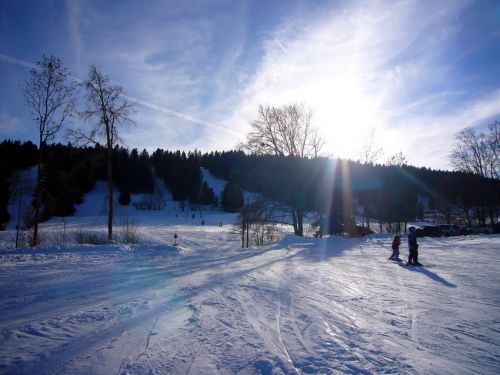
[1,227,499,374]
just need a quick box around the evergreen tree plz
[198,181,217,205]
[119,189,131,206]
[221,180,244,212]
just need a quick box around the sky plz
[0,0,499,170]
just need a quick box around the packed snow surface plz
[1,228,499,374]
[1,183,499,374]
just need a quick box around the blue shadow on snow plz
[399,263,457,288]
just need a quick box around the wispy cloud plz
[394,89,500,168]
[123,95,242,138]
[59,0,253,151]
[0,54,34,69]
[65,0,84,74]
[2,0,498,168]
[222,0,498,168]
[272,38,287,55]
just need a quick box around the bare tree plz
[386,151,408,166]
[240,103,322,158]
[22,55,76,246]
[486,121,500,180]
[70,66,135,241]
[451,123,500,225]
[235,198,286,247]
[310,127,325,158]
[359,129,383,164]
[450,125,499,179]
[240,103,324,236]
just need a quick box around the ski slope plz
[0,180,499,374]
[1,225,499,374]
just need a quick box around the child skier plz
[389,235,401,260]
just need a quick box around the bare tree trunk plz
[464,207,472,227]
[32,142,43,247]
[318,211,324,237]
[297,210,304,237]
[107,145,113,241]
[246,219,249,248]
[291,209,299,236]
[241,203,245,248]
[16,192,22,248]
[291,208,304,236]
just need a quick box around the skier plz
[407,226,421,266]
[389,235,401,260]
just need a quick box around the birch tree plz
[70,66,135,241]
[22,55,76,246]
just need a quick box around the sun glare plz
[310,76,381,159]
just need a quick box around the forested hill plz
[1,140,498,231]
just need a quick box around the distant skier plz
[407,226,421,266]
[389,235,401,260]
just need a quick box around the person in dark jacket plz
[407,226,421,265]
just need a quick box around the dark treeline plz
[0,141,217,228]
[202,150,500,234]
[1,141,498,233]
[0,140,39,225]
[152,149,217,206]
[1,141,102,226]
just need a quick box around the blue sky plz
[1,0,499,169]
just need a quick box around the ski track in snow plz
[1,207,499,374]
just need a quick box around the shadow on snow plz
[399,263,457,288]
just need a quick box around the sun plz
[308,77,381,159]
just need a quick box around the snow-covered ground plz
[1,182,499,374]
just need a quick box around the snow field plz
[1,177,499,374]
[1,227,499,374]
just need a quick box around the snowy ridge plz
[201,167,261,204]
[201,167,226,199]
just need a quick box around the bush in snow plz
[121,216,139,244]
[75,228,106,245]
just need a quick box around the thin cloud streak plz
[0,51,241,143]
[0,54,35,69]
[384,89,500,169]
[65,0,84,74]
[124,95,243,139]
[272,38,287,55]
